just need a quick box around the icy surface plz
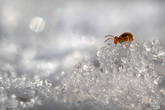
[0,39,165,110]
[55,40,165,110]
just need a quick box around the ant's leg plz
[121,43,123,47]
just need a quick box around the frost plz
[0,39,165,110]
[0,72,52,110]
[55,40,165,110]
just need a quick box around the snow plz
[1,40,164,110]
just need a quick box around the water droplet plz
[29,17,46,32]
[11,94,16,99]
[83,65,88,71]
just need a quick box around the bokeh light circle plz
[29,17,46,32]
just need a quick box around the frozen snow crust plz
[0,39,165,110]
[55,40,165,110]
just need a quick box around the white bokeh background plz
[1,0,165,110]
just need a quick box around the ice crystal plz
[0,39,165,110]
[55,40,165,110]
[0,71,52,110]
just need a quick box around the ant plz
[105,32,134,47]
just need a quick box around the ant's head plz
[114,36,118,46]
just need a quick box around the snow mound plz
[55,40,165,110]
[1,39,165,110]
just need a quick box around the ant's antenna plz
[105,35,114,38]
[104,38,114,43]
[105,35,115,42]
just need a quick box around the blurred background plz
[1,0,165,109]
[0,0,165,91]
